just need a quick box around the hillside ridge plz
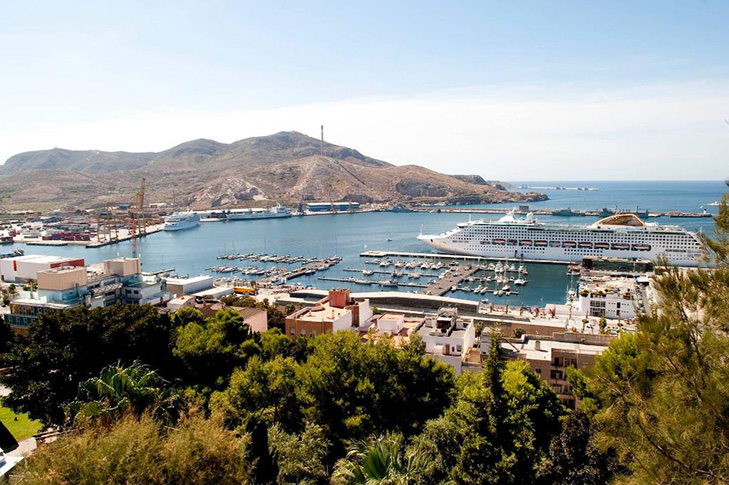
[0,131,546,210]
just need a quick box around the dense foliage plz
[3,304,181,424]
[11,414,251,484]
[575,191,729,483]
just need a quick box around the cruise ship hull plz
[163,212,201,231]
[418,213,702,267]
[164,220,199,231]
[418,236,696,265]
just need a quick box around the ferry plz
[418,211,702,267]
[226,205,290,221]
[163,212,200,231]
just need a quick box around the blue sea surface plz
[12,181,727,307]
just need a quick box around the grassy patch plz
[0,404,43,441]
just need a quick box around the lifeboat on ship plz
[632,244,651,251]
[611,243,631,250]
[562,241,577,248]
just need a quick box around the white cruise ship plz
[163,212,201,231]
[226,205,291,221]
[418,212,702,267]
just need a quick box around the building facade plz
[285,288,372,338]
[481,330,614,409]
[5,258,169,329]
[416,307,476,375]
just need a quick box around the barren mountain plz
[0,131,546,210]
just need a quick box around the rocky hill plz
[0,132,546,210]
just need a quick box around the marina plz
[325,258,529,298]
[208,253,342,286]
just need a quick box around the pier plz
[423,264,481,296]
[360,250,571,265]
[318,276,427,289]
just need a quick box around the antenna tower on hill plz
[320,125,324,156]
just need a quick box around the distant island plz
[0,131,546,211]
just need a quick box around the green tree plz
[211,355,303,432]
[11,413,252,484]
[2,304,181,425]
[331,433,427,485]
[539,411,621,484]
[66,361,183,426]
[213,331,455,465]
[297,332,454,457]
[0,316,14,364]
[268,422,329,485]
[408,331,564,485]
[173,308,255,387]
[172,307,205,326]
[585,187,729,482]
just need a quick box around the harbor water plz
[11,181,726,307]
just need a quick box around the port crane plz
[129,178,146,255]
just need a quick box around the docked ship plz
[418,212,702,267]
[163,212,201,231]
[226,205,291,221]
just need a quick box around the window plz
[301,329,306,336]
[290,327,295,335]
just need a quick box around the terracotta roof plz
[229,306,267,320]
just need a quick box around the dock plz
[422,265,481,296]
[318,276,427,289]
[360,250,571,265]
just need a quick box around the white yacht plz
[164,212,200,231]
[418,211,702,267]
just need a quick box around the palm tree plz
[66,361,182,425]
[331,433,427,485]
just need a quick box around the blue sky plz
[1,1,727,180]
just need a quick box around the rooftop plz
[168,295,195,306]
[37,265,85,275]
[192,286,234,298]
[11,297,74,310]
[296,301,350,323]
[233,306,267,320]
[6,254,75,264]
[166,275,213,285]
[579,277,641,299]
[503,336,609,361]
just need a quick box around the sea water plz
[13,181,727,307]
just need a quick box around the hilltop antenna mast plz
[320,125,324,156]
